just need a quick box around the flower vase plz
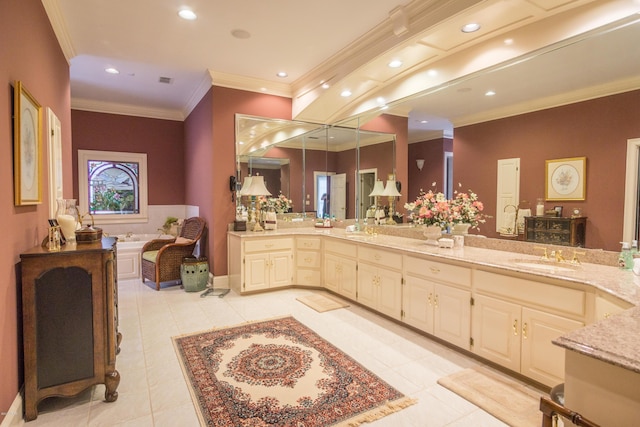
[452,223,472,235]
[423,225,443,246]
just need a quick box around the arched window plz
[78,150,148,224]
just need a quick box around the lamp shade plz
[369,180,385,197]
[381,179,402,197]
[238,176,253,196]
[244,175,271,196]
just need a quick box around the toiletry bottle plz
[618,242,633,269]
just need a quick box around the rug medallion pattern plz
[173,316,415,426]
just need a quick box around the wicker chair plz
[141,217,206,290]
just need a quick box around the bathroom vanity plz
[228,227,637,392]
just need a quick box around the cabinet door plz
[323,254,339,292]
[521,307,583,387]
[244,253,269,291]
[472,294,521,372]
[434,284,471,350]
[402,275,434,333]
[377,267,402,320]
[270,250,292,288]
[356,262,377,309]
[339,257,357,300]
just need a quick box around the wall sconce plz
[416,159,425,171]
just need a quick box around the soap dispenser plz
[618,242,633,269]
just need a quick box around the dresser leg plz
[104,370,120,402]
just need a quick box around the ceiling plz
[43,0,640,143]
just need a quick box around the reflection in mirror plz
[235,114,395,221]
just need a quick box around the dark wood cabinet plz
[20,238,121,421]
[524,216,587,247]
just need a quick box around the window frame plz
[78,149,148,225]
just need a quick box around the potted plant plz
[163,216,179,236]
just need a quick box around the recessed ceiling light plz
[340,90,352,97]
[105,67,119,74]
[485,90,496,96]
[321,83,330,89]
[178,9,197,20]
[504,38,514,45]
[388,59,402,68]
[461,23,480,33]
[276,71,288,78]
[427,69,438,77]
[231,29,251,39]
[260,87,268,92]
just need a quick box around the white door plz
[330,173,347,219]
[496,158,520,233]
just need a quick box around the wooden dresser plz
[20,237,121,421]
[524,216,587,247]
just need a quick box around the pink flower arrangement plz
[404,183,488,230]
[449,188,486,229]
[404,189,452,228]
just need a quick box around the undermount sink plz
[510,259,580,273]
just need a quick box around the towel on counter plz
[500,212,516,235]
[517,209,531,233]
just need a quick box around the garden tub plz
[115,233,174,280]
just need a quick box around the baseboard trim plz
[1,391,23,427]
[212,274,229,289]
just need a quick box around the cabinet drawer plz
[324,240,356,258]
[297,269,322,286]
[475,270,585,317]
[404,255,471,287]
[297,250,321,268]
[244,238,293,253]
[358,245,402,270]
[297,237,321,250]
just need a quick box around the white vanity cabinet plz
[295,236,322,287]
[472,270,585,387]
[594,290,632,322]
[228,234,293,294]
[357,245,402,320]
[323,240,357,300]
[402,255,472,350]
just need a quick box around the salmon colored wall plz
[407,138,452,199]
[454,89,640,251]
[0,1,71,419]
[71,110,185,205]
[187,86,292,276]
[184,89,214,260]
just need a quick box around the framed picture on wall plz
[545,156,586,201]
[13,81,42,206]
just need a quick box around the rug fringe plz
[336,397,418,427]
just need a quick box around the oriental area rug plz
[437,366,543,427]
[173,316,416,426]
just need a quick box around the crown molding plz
[41,0,75,62]
[182,72,214,117]
[71,98,184,121]
[209,70,292,98]
[453,76,640,128]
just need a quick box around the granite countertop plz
[229,226,640,372]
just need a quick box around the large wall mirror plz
[235,114,395,220]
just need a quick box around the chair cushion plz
[175,236,194,244]
[142,250,159,263]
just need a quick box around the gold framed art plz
[13,81,42,206]
[545,156,586,201]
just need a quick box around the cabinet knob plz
[429,267,440,274]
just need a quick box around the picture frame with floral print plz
[545,157,586,201]
[13,81,42,206]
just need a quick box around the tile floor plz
[26,279,545,426]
